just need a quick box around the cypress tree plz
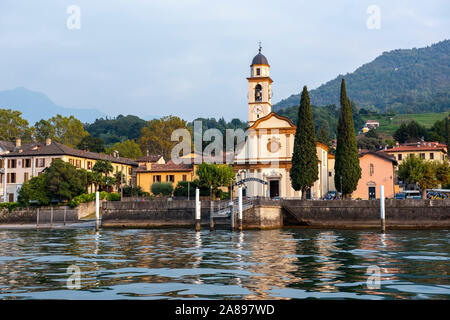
[334,79,361,198]
[290,86,318,199]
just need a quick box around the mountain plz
[273,40,450,114]
[0,87,107,124]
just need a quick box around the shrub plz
[107,193,121,201]
[151,182,173,196]
[68,191,111,207]
[0,202,20,212]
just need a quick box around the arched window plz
[255,84,262,101]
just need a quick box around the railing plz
[212,198,255,218]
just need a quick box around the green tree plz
[34,115,88,147]
[139,115,192,161]
[17,175,50,206]
[44,159,87,201]
[398,155,439,199]
[334,79,362,198]
[76,135,105,153]
[151,182,173,196]
[196,163,235,198]
[289,86,319,199]
[0,109,33,142]
[105,140,143,159]
[92,160,114,191]
[316,123,331,146]
[446,116,450,156]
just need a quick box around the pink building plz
[353,151,397,200]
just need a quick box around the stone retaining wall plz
[281,199,450,229]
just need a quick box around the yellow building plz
[1,138,138,202]
[136,159,196,195]
[380,142,448,165]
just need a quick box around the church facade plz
[234,47,330,199]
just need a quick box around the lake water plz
[0,228,449,300]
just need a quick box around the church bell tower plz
[248,44,273,125]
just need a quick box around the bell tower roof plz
[251,44,269,66]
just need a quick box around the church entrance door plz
[269,180,279,198]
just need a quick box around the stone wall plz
[281,199,450,229]
[101,199,231,228]
[0,207,79,224]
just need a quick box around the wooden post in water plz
[238,186,243,231]
[95,191,100,231]
[380,185,385,233]
[36,208,39,229]
[195,188,201,231]
[50,207,53,228]
[64,206,66,226]
[209,200,214,231]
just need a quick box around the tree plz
[289,86,319,199]
[105,140,143,159]
[114,171,124,191]
[76,135,105,153]
[17,175,50,206]
[139,115,191,161]
[196,163,235,198]
[393,120,427,143]
[0,108,33,142]
[446,116,450,156]
[151,182,173,196]
[93,160,114,191]
[34,115,88,147]
[316,123,331,146]
[398,155,439,199]
[44,159,87,201]
[334,79,362,198]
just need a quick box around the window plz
[182,174,187,181]
[36,158,45,168]
[24,172,29,182]
[116,166,119,173]
[254,84,262,101]
[430,153,434,160]
[22,158,31,168]
[420,153,425,159]
[166,175,174,183]
[8,159,16,168]
[369,164,374,176]
[328,172,332,177]
[87,161,92,170]
[69,159,74,166]
[75,160,81,168]
[128,167,132,175]
[256,68,260,76]
[7,173,16,183]
[153,175,161,183]
[398,154,402,161]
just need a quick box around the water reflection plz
[0,228,448,299]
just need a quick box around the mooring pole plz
[238,186,243,231]
[187,181,190,201]
[50,207,53,228]
[209,186,214,231]
[380,185,385,233]
[64,206,67,226]
[95,191,100,231]
[195,188,201,231]
[36,207,39,229]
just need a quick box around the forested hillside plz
[274,40,450,114]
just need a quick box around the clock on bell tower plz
[248,44,273,125]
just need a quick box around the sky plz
[0,0,449,122]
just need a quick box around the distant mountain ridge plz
[273,40,450,113]
[0,87,107,124]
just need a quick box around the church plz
[233,46,330,199]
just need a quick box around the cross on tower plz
[258,42,262,53]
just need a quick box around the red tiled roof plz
[3,141,138,166]
[136,161,193,173]
[381,144,447,153]
[136,155,163,163]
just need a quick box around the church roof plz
[248,112,296,130]
[251,47,269,66]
